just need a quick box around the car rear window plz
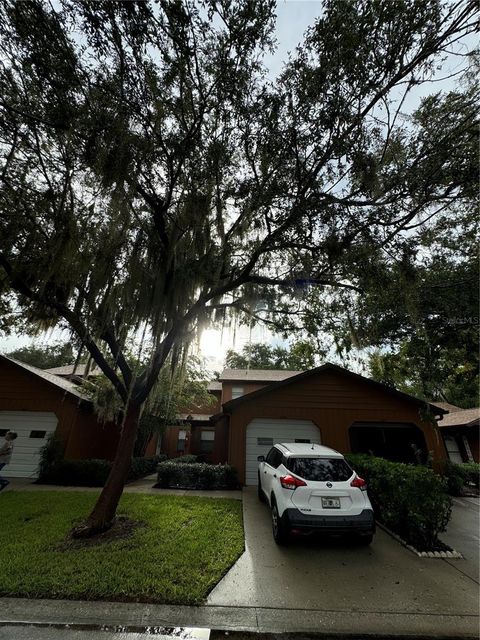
[286,457,353,481]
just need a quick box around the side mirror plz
[257,455,265,462]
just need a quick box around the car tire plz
[357,533,374,546]
[271,501,288,545]
[257,474,266,503]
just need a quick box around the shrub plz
[37,432,64,479]
[443,460,480,494]
[168,454,198,464]
[346,454,452,551]
[39,458,111,487]
[128,454,167,481]
[462,462,480,488]
[156,461,239,490]
[38,453,167,486]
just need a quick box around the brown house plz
[0,355,121,477]
[435,403,479,463]
[160,364,449,485]
[0,354,451,484]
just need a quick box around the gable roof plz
[430,401,463,414]
[0,355,89,401]
[220,368,302,383]
[438,407,479,428]
[45,363,102,377]
[222,362,447,416]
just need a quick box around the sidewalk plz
[3,475,242,500]
[0,597,478,637]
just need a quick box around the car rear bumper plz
[282,508,375,534]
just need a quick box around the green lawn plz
[0,491,244,604]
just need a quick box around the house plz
[0,355,122,478]
[159,364,449,484]
[435,402,479,463]
[0,353,452,484]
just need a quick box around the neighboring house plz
[435,402,479,463]
[160,364,449,485]
[44,363,103,381]
[0,355,122,478]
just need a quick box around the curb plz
[376,522,463,559]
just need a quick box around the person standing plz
[0,431,18,491]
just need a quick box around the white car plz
[257,443,375,545]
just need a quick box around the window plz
[295,438,311,444]
[257,437,273,446]
[0,429,8,437]
[286,457,353,482]
[29,430,46,439]
[266,447,283,469]
[200,429,215,453]
[177,429,187,452]
[232,386,244,400]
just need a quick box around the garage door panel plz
[245,418,321,485]
[0,411,57,478]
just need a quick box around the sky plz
[0,1,474,372]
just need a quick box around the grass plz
[0,491,244,604]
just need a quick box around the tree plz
[82,354,214,456]
[225,340,317,370]
[364,249,479,407]
[0,0,477,535]
[5,342,79,369]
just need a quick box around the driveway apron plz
[208,487,479,620]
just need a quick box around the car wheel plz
[357,533,374,546]
[257,474,266,503]
[271,501,288,545]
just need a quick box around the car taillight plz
[350,476,367,491]
[280,474,307,490]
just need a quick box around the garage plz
[0,411,58,478]
[245,418,321,485]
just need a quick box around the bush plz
[168,454,198,464]
[38,453,167,487]
[156,461,239,490]
[443,461,480,494]
[37,432,64,479]
[128,454,167,481]
[462,462,480,488]
[346,454,452,551]
[39,458,111,487]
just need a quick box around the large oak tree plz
[0,0,477,535]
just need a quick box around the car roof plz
[275,443,344,458]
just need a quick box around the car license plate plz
[322,497,340,509]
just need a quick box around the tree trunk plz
[72,403,141,538]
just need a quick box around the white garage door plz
[245,418,321,485]
[0,411,58,478]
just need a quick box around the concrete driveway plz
[207,488,479,635]
[441,496,479,583]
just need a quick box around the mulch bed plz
[56,516,146,551]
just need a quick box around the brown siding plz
[221,382,267,403]
[226,369,446,484]
[0,358,120,460]
[160,420,229,463]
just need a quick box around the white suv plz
[257,443,375,545]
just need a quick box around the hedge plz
[156,461,239,490]
[346,454,452,551]
[38,454,167,487]
[443,461,480,495]
[168,454,199,464]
